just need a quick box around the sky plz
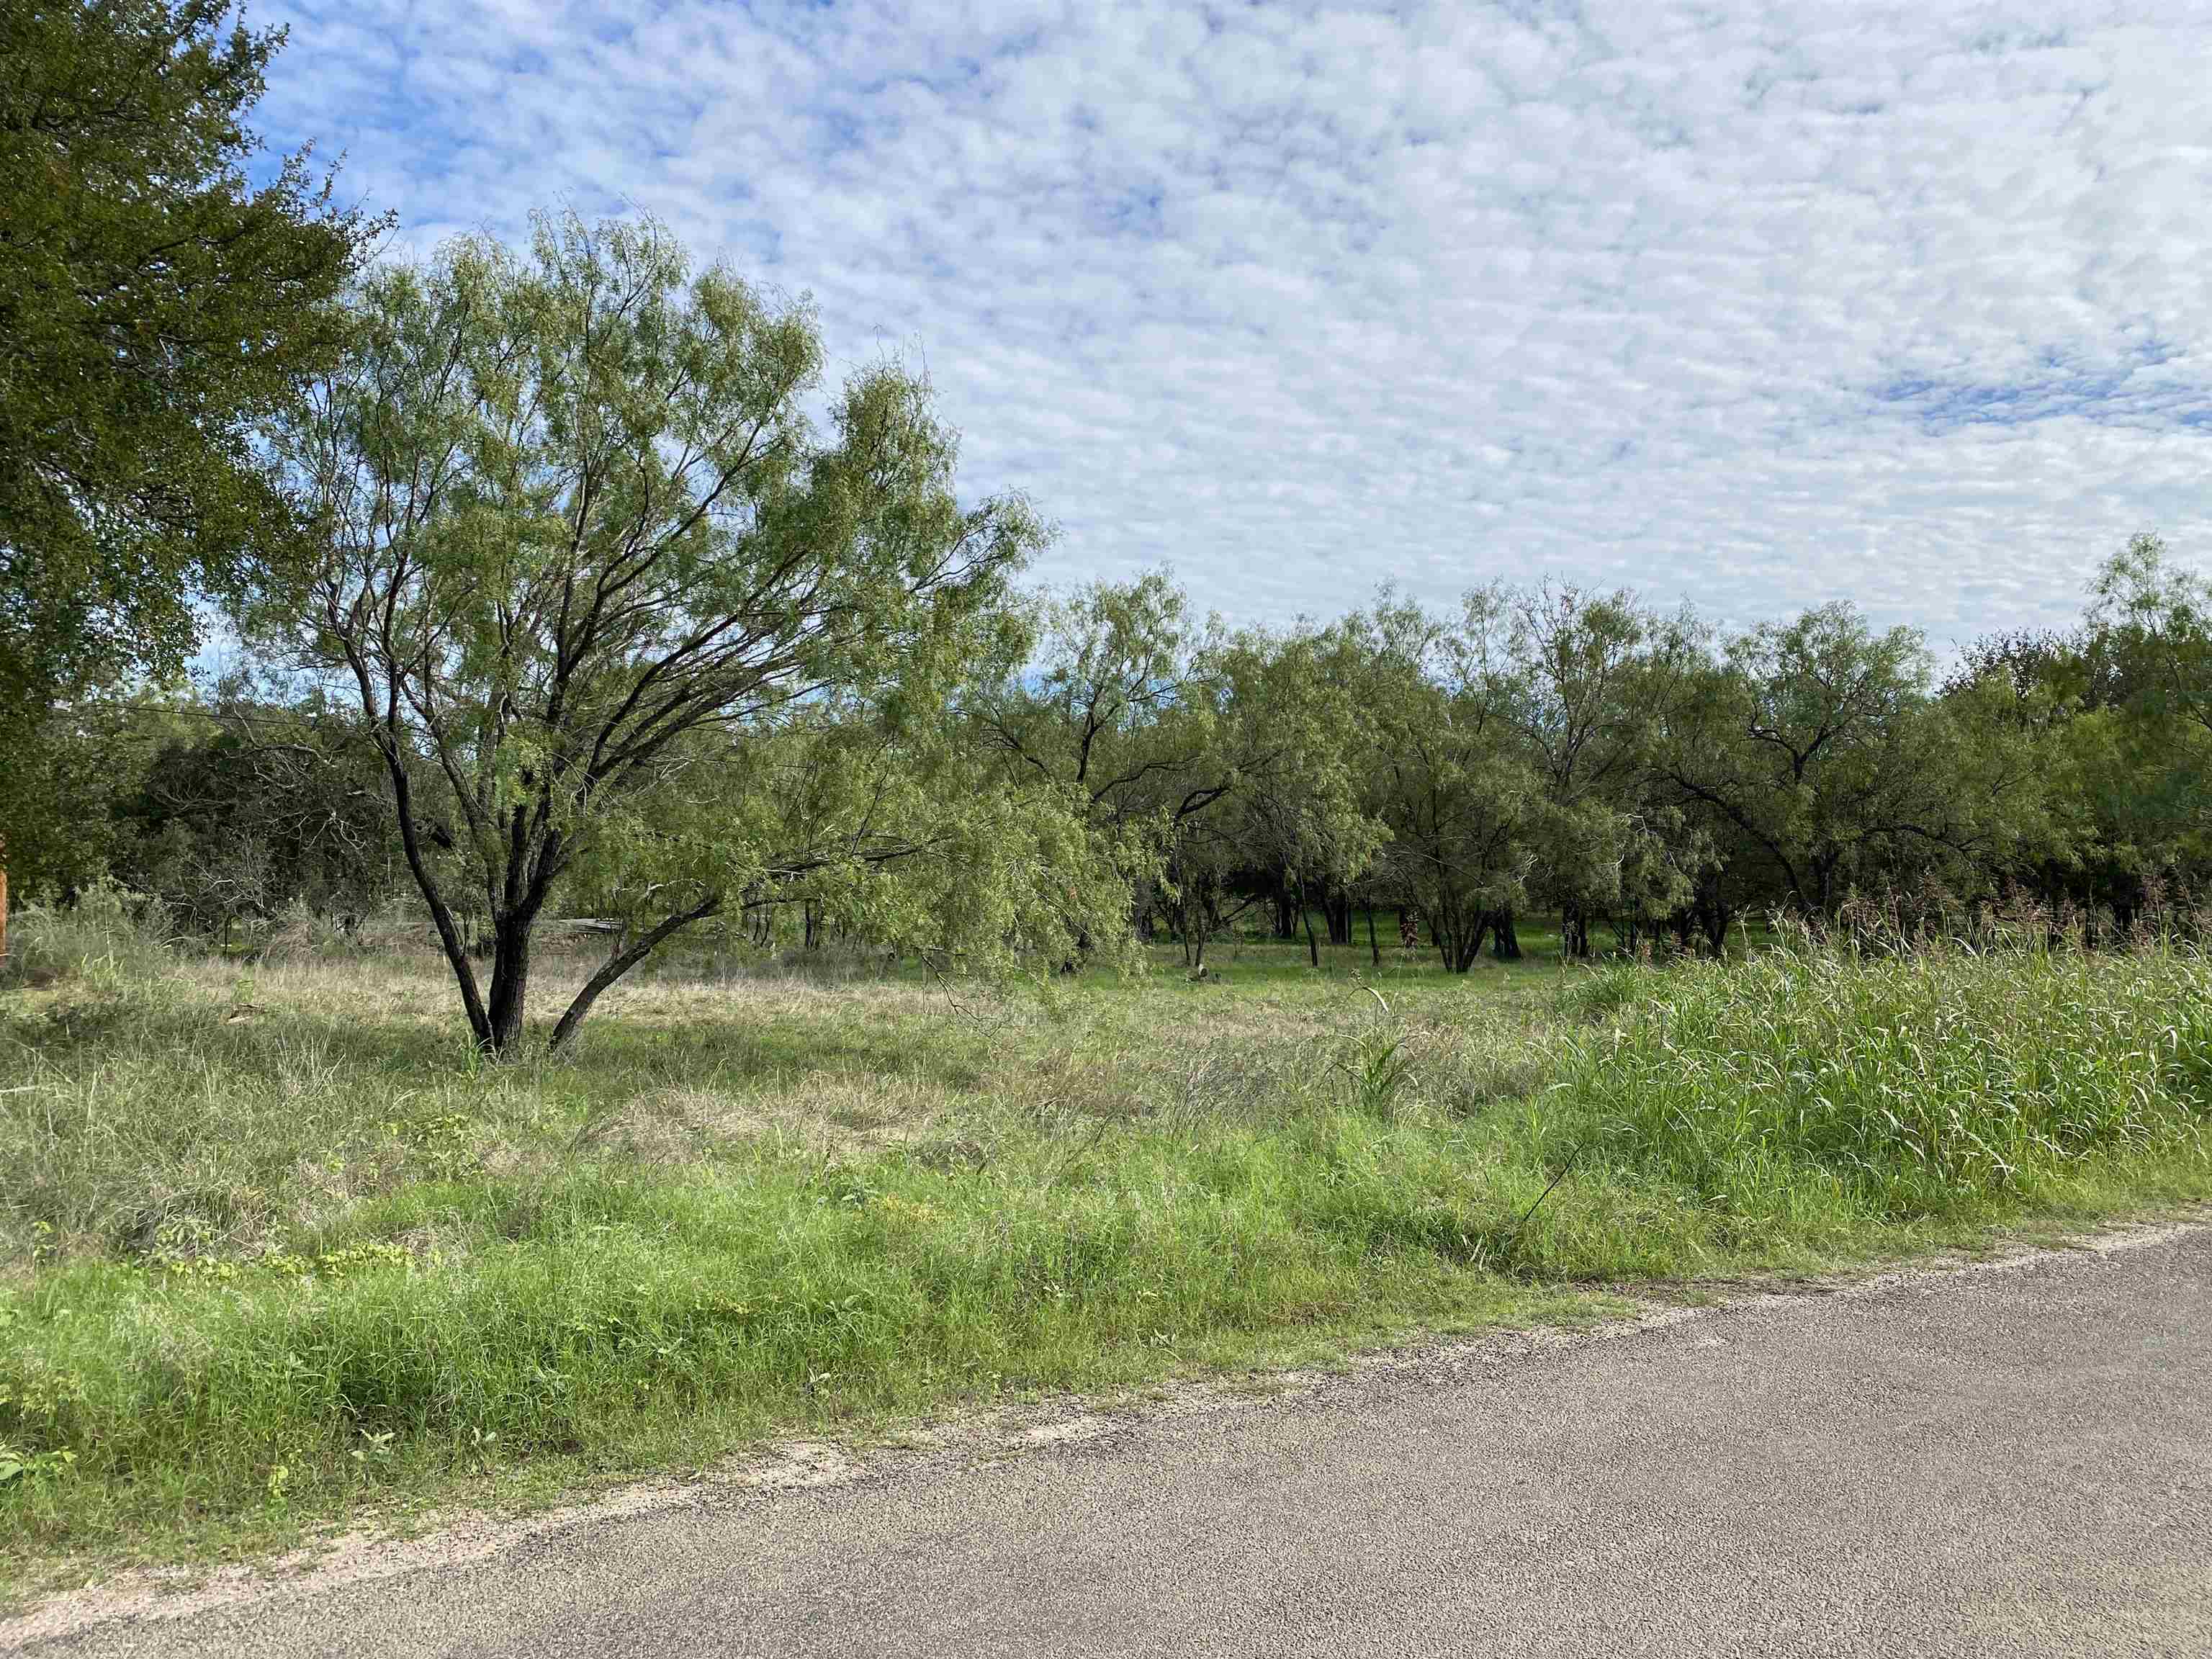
[253,0,2212,647]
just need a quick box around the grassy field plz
[2,903,2209,1596]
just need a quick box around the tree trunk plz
[380,754,490,1046]
[1697,892,1731,956]
[1273,878,1298,940]
[1440,907,1488,972]
[485,914,533,1055]
[1326,888,1352,947]
[1491,909,1522,961]
[1366,902,1380,967]
[550,892,722,1051]
[1455,911,1491,972]
[1298,878,1321,967]
[0,845,9,963]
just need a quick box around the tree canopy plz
[253,212,1111,1051]
[0,0,376,949]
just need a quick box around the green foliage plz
[1344,590,1542,969]
[1210,624,1390,945]
[106,695,400,940]
[1499,585,1707,954]
[2094,533,2212,734]
[256,211,1095,1050]
[1653,601,2063,917]
[0,703,141,903]
[1936,534,2212,915]
[0,0,375,739]
[2086,534,2212,878]
[968,570,1239,939]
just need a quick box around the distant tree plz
[0,0,377,948]
[1499,584,1704,957]
[1654,603,2051,916]
[968,571,1238,942]
[1350,592,1540,971]
[2082,532,2212,891]
[974,575,1211,818]
[1208,625,1387,968]
[2092,534,2212,735]
[0,701,148,907]
[255,213,1073,1053]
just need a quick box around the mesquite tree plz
[1500,585,1705,956]
[1350,593,1541,971]
[2088,534,2212,878]
[1652,603,2056,917]
[260,213,1044,1052]
[968,572,1236,936]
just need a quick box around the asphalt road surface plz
[12,1225,2210,1658]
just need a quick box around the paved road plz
[14,1227,2211,1658]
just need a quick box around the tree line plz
[3,3,2208,1053]
[971,547,2212,968]
[17,508,2212,1024]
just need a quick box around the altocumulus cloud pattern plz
[260,0,2212,642]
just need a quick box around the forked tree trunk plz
[1455,912,1491,972]
[1436,904,1488,973]
[1326,889,1352,946]
[1491,910,1522,961]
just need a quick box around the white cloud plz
[260,0,2212,644]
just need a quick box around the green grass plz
[1,906,2208,1597]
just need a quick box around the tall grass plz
[1,909,2206,1584]
[0,886,174,994]
[1554,938,2211,1246]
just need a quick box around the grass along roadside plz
[2,913,2209,1598]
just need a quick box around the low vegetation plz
[3,903,2206,1593]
